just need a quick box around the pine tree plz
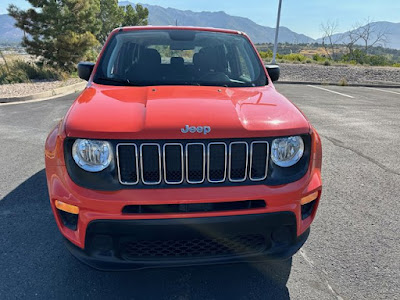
[121,4,149,27]
[97,1,149,43]
[8,0,101,71]
[97,0,124,44]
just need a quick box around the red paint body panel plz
[65,84,310,139]
[45,26,322,265]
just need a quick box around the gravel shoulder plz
[0,78,84,98]
[278,63,400,86]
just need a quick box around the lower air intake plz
[120,234,267,259]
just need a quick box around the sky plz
[1,0,399,38]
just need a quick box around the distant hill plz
[316,21,400,50]
[0,14,24,44]
[0,5,313,45]
[118,2,314,44]
[1,4,399,49]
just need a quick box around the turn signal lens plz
[300,191,319,205]
[55,200,79,215]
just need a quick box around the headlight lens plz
[72,139,113,172]
[271,136,304,167]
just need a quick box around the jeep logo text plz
[181,125,211,135]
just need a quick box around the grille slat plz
[117,140,269,186]
[140,144,162,185]
[250,142,269,181]
[163,144,184,184]
[186,143,206,184]
[207,143,227,183]
[229,142,248,182]
[117,144,139,185]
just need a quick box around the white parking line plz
[366,87,400,96]
[307,85,355,99]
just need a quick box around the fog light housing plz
[58,210,78,231]
[301,200,316,220]
[55,200,79,230]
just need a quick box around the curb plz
[275,81,400,88]
[0,82,87,103]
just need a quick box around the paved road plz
[0,84,399,299]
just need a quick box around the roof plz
[116,26,245,36]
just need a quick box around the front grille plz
[120,234,266,259]
[117,140,269,186]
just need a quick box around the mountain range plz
[118,1,314,44]
[0,3,399,49]
[316,21,400,50]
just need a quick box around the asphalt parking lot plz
[0,83,399,299]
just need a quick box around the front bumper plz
[65,212,310,271]
[46,129,322,270]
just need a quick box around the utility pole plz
[271,0,283,64]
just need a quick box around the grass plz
[0,60,66,84]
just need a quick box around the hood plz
[65,83,310,139]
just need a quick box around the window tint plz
[94,30,267,87]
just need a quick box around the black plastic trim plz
[122,200,266,214]
[64,212,310,271]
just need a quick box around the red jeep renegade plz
[45,26,322,270]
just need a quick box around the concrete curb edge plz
[0,82,87,103]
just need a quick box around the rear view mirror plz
[78,62,95,81]
[170,41,195,50]
[265,64,280,82]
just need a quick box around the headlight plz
[271,136,304,167]
[72,139,113,172]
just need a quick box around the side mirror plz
[77,62,95,81]
[265,64,280,82]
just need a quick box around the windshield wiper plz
[95,77,138,86]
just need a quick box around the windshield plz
[94,29,267,87]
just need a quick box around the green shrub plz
[259,50,273,59]
[393,63,400,68]
[0,65,29,83]
[306,59,312,64]
[282,53,307,62]
[366,55,388,66]
[323,60,331,66]
[313,54,325,62]
[0,60,66,84]
[84,48,100,62]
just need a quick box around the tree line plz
[320,18,390,64]
[7,0,149,72]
